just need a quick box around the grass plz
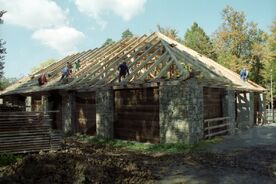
[0,153,24,167]
[75,134,223,154]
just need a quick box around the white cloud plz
[1,0,86,54]
[74,0,146,28]
[0,0,67,29]
[32,26,85,54]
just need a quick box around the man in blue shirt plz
[60,65,69,80]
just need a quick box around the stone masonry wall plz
[236,92,254,129]
[96,88,114,139]
[222,90,236,134]
[159,78,203,144]
[62,92,75,134]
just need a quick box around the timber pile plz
[0,112,62,154]
[0,104,24,112]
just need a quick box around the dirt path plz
[0,125,275,184]
[159,124,276,184]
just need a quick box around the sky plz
[0,0,275,78]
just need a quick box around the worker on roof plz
[60,62,71,80]
[67,62,73,74]
[118,62,130,82]
[38,73,48,86]
[240,68,248,81]
[74,59,81,72]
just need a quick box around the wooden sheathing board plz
[48,93,62,130]
[203,87,227,137]
[0,112,62,154]
[114,87,160,143]
[74,92,96,135]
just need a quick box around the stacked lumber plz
[0,112,62,154]
[0,104,24,112]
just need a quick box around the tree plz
[31,59,56,74]
[264,20,276,100]
[213,5,270,86]
[0,77,17,90]
[157,24,180,41]
[184,22,216,60]
[0,10,6,80]
[102,38,115,47]
[121,29,133,39]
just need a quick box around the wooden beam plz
[124,47,162,82]
[82,33,159,87]
[76,35,150,85]
[138,52,169,81]
[96,36,160,86]
[155,59,174,79]
[161,40,190,79]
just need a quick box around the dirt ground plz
[0,125,276,184]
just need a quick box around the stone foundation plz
[236,92,254,129]
[223,90,236,134]
[159,79,203,144]
[62,92,75,134]
[96,88,114,139]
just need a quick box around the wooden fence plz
[204,117,230,138]
[0,111,62,154]
[266,109,275,123]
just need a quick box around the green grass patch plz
[192,137,223,152]
[0,153,23,167]
[75,134,223,153]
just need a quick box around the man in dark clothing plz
[38,73,47,86]
[118,62,130,82]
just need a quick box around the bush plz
[0,153,23,166]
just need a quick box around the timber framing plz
[0,32,265,96]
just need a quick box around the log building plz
[0,32,266,144]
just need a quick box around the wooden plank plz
[204,123,229,130]
[204,117,229,123]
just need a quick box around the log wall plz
[0,112,62,154]
[114,87,159,143]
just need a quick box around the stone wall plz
[61,92,75,134]
[222,90,236,134]
[96,88,114,139]
[256,92,267,124]
[159,78,203,144]
[236,91,254,129]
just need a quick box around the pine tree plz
[0,10,6,80]
[102,38,115,47]
[121,29,133,39]
[184,22,216,60]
